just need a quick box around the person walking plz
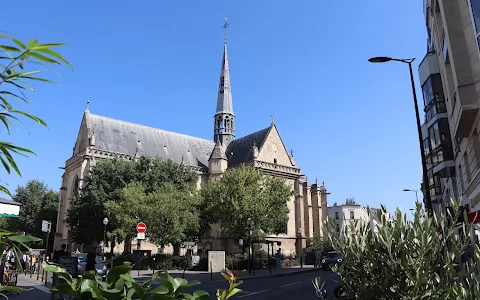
[275,249,282,269]
[315,249,322,268]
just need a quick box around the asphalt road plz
[15,270,338,299]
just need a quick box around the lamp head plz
[368,56,392,63]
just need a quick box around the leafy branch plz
[0,33,72,196]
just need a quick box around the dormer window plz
[274,158,277,164]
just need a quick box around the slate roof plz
[89,114,215,169]
[226,125,272,167]
[0,197,21,206]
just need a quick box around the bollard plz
[37,262,40,280]
[210,262,213,281]
[182,268,186,279]
[300,254,303,269]
[44,270,48,286]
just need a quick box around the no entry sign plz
[137,222,146,233]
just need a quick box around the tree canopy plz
[200,165,292,244]
[7,180,58,250]
[67,157,199,249]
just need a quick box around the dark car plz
[73,253,107,278]
[321,251,342,270]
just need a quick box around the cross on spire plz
[223,17,229,43]
[271,114,275,124]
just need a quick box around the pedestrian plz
[53,244,69,260]
[31,255,37,273]
[315,249,322,268]
[275,249,281,269]
[86,246,97,273]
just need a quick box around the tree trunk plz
[110,239,115,254]
[173,243,181,256]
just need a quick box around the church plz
[54,26,330,256]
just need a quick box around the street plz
[14,269,338,299]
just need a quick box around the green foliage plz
[67,157,199,247]
[43,263,213,300]
[216,269,244,300]
[0,229,41,297]
[0,34,71,196]
[313,200,480,299]
[200,165,292,243]
[7,180,58,247]
[306,232,333,255]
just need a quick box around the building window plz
[422,74,446,122]
[273,158,277,164]
[442,29,449,63]
[336,223,340,232]
[427,169,442,196]
[335,211,339,220]
[350,211,355,219]
[469,0,480,53]
[428,119,454,166]
[464,153,472,182]
[459,165,465,194]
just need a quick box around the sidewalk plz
[133,265,320,282]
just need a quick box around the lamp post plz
[369,56,432,214]
[403,189,419,202]
[103,217,108,255]
[246,218,252,273]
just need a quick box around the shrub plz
[43,263,243,300]
[313,200,480,299]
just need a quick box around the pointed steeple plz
[214,19,235,147]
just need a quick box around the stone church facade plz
[54,35,329,256]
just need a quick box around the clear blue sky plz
[2,0,426,211]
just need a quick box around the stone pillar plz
[319,184,329,235]
[311,184,320,235]
[302,182,312,238]
[294,179,305,254]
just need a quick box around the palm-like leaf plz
[0,33,71,196]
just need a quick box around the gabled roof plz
[226,125,272,167]
[0,197,21,206]
[88,114,215,169]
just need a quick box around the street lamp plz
[369,56,432,214]
[246,218,252,273]
[103,217,108,255]
[403,189,419,202]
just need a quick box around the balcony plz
[418,53,440,87]
[431,141,455,178]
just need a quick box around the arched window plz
[217,118,222,129]
[226,119,231,129]
[72,175,80,197]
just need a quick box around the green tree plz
[200,165,292,245]
[106,181,202,255]
[8,180,58,250]
[67,157,198,250]
[314,201,480,299]
[0,34,71,196]
[147,183,201,254]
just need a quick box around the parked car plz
[321,251,342,270]
[72,253,107,278]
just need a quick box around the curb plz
[240,268,323,281]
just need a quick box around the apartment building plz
[419,0,480,224]
[327,199,370,239]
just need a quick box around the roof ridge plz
[89,113,214,144]
[233,125,271,143]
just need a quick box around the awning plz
[0,213,19,218]
[468,211,480,223]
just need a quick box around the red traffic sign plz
[136,222,146,233]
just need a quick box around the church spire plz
[214,18,235,146]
